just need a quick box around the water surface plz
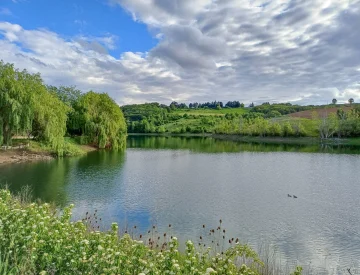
[1,136,360,274]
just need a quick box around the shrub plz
[0,189,264,274]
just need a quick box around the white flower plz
[97,245,103,251]
[206,267,216,274]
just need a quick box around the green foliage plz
[32,87,70,156]
[0,61,69,155]
[282,122,294,137]
[121,103,169,133]
[0,189,264,275]
[123,101,360,140]
[250,103,312,117]
[290,266,303,275]
[48,85,81,107]
[0,61,35,145]
[78,92,127,149]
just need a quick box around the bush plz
[0,189,264,275]
[62,141,85,157]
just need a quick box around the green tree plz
[349,98,354,105]
[31,85,69,155]
[79,92,127,149]
[0,61,69,154]
[317,113,338,139]
[282,122,294,137]
[0,62,34,145]
[48,85,81,107]
[332,98,337,104]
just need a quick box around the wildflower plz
[206,267,216,274]
[98,245,104,251]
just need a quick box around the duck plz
[287,194,292,198]
[293,195,298,198]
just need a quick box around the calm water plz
[1,136,360,274]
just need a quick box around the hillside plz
[288,105,355,119]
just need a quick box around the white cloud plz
[0,0,360,105]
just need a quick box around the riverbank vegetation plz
[122,101,360,141]
[0,61,127,156]
[0,189,303,274]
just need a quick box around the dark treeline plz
[0,61,127,155]
[171,100,245,109]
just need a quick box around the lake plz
[1,136,360,274]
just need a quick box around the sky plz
[0,0,359,106]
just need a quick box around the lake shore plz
[0,141,98,165]
[0,149,53,165]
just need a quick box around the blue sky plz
[0,0,157,55]
[0,0,359,105]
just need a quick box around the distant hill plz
[288,105,355,119]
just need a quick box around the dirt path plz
[0,149,53,165]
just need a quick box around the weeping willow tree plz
[79,91,127,149]
[0,61,69,155]
[0,62,34,145]
[31,85,70,155]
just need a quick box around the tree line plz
[0,61,127,155]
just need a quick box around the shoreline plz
[0,149,54,165]
[0,142,98,166]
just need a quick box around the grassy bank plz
[0,189,303,275]
[0,138,97,165]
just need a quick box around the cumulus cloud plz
[1,0,360,105]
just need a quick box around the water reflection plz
[1,136,360,273]
[127,135,360,154]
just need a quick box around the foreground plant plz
[0,189,268,275]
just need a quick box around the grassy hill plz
[288,104,355,119]
[122,102,360,139]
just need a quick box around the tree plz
[31,87,70,155]
[315,112,339,139]
[0,62,34,145]
[0,61,68,153]
[349,98,354,105]
[332,98,337,104]
[49,85,82,107]
[78,92,127,149]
